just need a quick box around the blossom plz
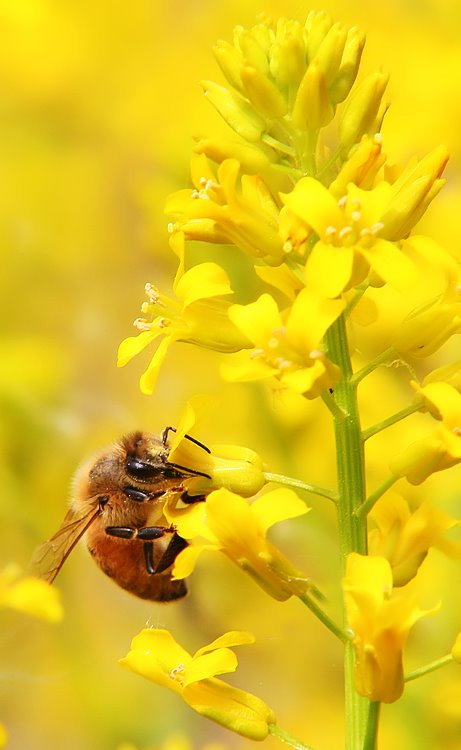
[221,291,344,398]
[0,563,63,622]
[166,155,284,265]
[166,487,314,601]
[117,262,250,395]
[120,629,275,740]
[343,553,437,703]
[368,493,461,586]
[391,236,461,357]
[281,179,419,298]
[389,382,461,484]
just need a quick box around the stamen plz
[157,318,172,328]
[339,226,353,240]
[325,226,337,238]
[351,210,361,223]
[369,222,384,235]
[338,196,347,209]
[250,348,265,359]
[267,337,279,349]
[134,318,151,332]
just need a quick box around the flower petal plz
[139,336,174,395]
[281,177,343,235]
[175,263,234,308]
[172,544,218,580]
[250,489,309,535]
[117,329,160,367]
[184,649,238,686]
[306,241,355,297]
[228,294,281,347]
[195,631,256,657]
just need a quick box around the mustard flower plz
[0,724,6,750]
[390,382,461,485]
[117,263,250,395]
[281,179,422,299]
[368,494,461,586]
[166,155,284,265]
[391,236,461,357]
[167,487,314,601]
[221,291,344,398]
[0,563,63,622]
[120,629,275,740]
[343,553,437,703]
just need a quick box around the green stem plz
[298,593,351,644]
[355,475,399,519]
[362,403,420,442]
[264,472,338,503]
[269,723,316,750]
[405,654,453,683]
[325,313,369,750]
[351,348,397,386]
[362,702,380,750]
[261,133,296,157]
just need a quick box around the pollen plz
[134,318,151,331]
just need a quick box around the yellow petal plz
[139,336,173,395]
[117,329,159,367]
[184,649,238,686]
[250,489,309,535]
[175,263,233,308]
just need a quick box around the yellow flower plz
[343,553,437,703]
[368,493,461,586]
[281,178,420,298]
[117,263,250,395]
[167,487,314,601]
[389,383,461,485]
[391,236,461,357]
[0,563,63,622]
[221,291,344,399]
[120,629,275,740]
[166,155,284,266]
[0,723,6,749]
[156,396,266,500]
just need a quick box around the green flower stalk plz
[119,11,460,750]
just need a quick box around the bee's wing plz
[29,503,102,584]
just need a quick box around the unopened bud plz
[339,71,389,150]
[304,10,333,59]
[201,80,265,142]
[240,65,287,119]
[292,60,334,131]
[329,26,366,104]
[213,40,245,92]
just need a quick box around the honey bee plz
[30,428,210,602]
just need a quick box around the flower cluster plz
[117,10,461,749]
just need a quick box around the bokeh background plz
[2,1,461,748]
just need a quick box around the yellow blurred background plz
[2,1,461,748]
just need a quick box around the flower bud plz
[292,60,334,131]
[234,26,269,75]
[240,65,287,119]
[269,19,306,87]
[212,40,244,92]
[339,71,389,150]
[314,22,347,86]
[329,26,366,103]
[329,134,385,197]
[304,10,333,59]
[201,80,265,142]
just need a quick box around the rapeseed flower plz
[120,629,275,739]
[343,553,437,703]
[167,487,313,601]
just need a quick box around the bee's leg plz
[105,526,137,539]
[153,532,188,574]
[143,541,155,574]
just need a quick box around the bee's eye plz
[126,457,159,480]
